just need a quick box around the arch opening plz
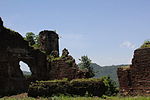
[19,61,32,78]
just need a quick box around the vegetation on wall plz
[47,55,62,62]
[140,40,150,48]
[28,77,118,97]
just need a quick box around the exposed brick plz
[117,48,150,96]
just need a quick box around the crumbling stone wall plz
[117,48,150,96]
[0,18,48,96]
[48,48,87,80]
[0,17,86,96]
[39,31,87,80]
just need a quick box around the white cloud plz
[120,41,135,49]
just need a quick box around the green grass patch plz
[1,96,150,100]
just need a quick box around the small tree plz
[24,32,40,49]
[33,35,40,49]
[79,55,95,78]
[24,32,35,46]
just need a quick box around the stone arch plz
[19,61,32,76]
[0,18,48,96]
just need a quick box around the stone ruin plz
[0,17,86,96]
[39,30,59,55]
[117,48,150,96]
[48,48,88,80]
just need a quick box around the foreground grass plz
[1,96,150,100]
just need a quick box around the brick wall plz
[117,48,150,96]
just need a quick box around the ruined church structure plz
[0,17,86,96]
[117,48,150,96]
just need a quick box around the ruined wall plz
[39,30,59,55]
[0,18,48,96]
[0,17,87,96]
[117,48,150,96]
[39,31,87,80]
[47,48,87,80]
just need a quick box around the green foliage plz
[28,78,107,97]
[140,40,150,48]
[47,55,74,66]
[47,55,74,67]
[101,76,118,96]
[79,55,91,69]
[32,35,40,49]
[65,60,73,67]
[24,32,40,49]
[28,79,70,97]
[79,55,95,78]
[24,32,35,46]
[1,96,150,100]
[47,55,62,62]
[69,78,106,97]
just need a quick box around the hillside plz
[91,63,129,85]
[23,71,31,76]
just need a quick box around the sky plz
[1,0,150,71]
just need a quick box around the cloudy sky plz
[1,0,150,71]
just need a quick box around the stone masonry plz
[39,30,59,55]
[0,17,48,96]
[117,48,150,96]
[0,17,86,96]
[48,48,88,80]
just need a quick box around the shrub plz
[28,78,107,97]
[28,79,69,97]
[69,78,106,97]
[101,76,119,96]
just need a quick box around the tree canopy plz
[79,55,95,78]
[24,32,40,49]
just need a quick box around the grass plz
[108,96,150,100]
[1,96,150,100]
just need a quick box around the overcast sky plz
[1,0,150,71]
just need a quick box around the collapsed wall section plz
[117,48,150,96]
[47,48,88,80]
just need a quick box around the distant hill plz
[78,63,129,85]
[23,71,31,75]
[92,63,129,85]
